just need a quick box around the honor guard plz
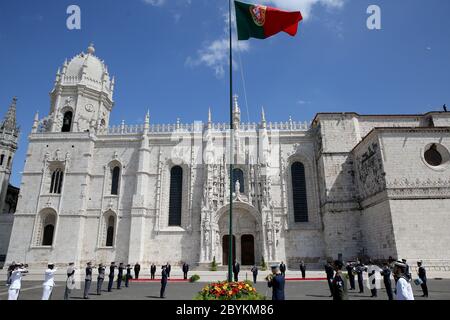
[117,263,124,289]
[84,261,93,299]
[64,262,76,300]
[8,263,28,300]
[355,260,367,293]
[394,260,414,300]
[42,263,57,300]
[417,261,428,298]
[125,264,132,287]
[380,262,393,300]
[108,262,116,292]
[346,262,356,290]
[97,263,106,295]
[267,264,285,300]
[324,260,334,297]
[331,260,348,301]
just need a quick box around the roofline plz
[351,126,450,153]
[312,111,449,125]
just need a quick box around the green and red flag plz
[234,1,303,40]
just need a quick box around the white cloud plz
[186,39,249,78]
[142,0,166,6]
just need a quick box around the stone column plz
[128,132,150,264]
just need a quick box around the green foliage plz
[210,256,218,271]
[189,274,200,282]
[261,256,267,271]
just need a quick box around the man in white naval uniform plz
[394,260,414,301]
[8,263,29,300]
[42,263,57,300]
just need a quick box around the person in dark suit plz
[299,261,306,279]
[324,261,334,297]
[182,262,189,280]
[380,262,393,300]
[160,265,168,298]
[251,265,258,284]
[355,261,366,293]
[417,261,428,298]
[117,263,124,289]
[84,262,92,299]
[166,263,171,278]
[346,262,355,290]
[134,263,141,279]
[108,262,116,292]
[150,263,156,280]
[267,264,285,300]
[402,259,411,281]
[97,263,105,295]
[331,260,348,301]
[232,260,240,282]
[279,261,286,276]
[125,264,132,287]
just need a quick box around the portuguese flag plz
[235,1,303,40]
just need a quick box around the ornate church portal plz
[201,202,265,266]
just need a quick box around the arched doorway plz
[215,202,261,266]
[222,235,236,265]
[241,234,255,265]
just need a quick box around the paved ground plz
[1,279,449,300]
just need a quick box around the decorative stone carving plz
[356,142,385,199]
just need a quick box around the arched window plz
[111,166,120,195]
[106,216,115,247]
[232,168,244,193]
[62,111,73,132]
[41,213,56,246]
[50,168,64,194]
[7,156,11,168]
[168,166,183,226]
[291,162,308,222]
[0,154,4,166]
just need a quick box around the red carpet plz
[130,277,327,282]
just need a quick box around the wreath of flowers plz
[195,280,265,300]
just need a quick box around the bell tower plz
[46,43,114,133]
[0,97,19,213]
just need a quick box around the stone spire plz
[232,94,240,125]
[32,111,39,133]
[1,97,19,133]
[261,107,266,129]
[87,42,95,55]
[207,107,212,129]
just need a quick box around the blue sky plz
[1,0,450,186]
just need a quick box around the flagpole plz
[227,0,234,283]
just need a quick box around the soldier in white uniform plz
[8,263,29,300]
[394,260,414,301]
[42,263,57,300]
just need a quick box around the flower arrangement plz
[194,280,265,300]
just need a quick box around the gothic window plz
[105,215,115,247]
[232,168,245,193]
[41,212,56,246]
[0,154,4,166]
[111,166,120,195]
[291,162,309,222]
[62,111,73,132]
[168,166,183,226]
[50,168,64,194]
